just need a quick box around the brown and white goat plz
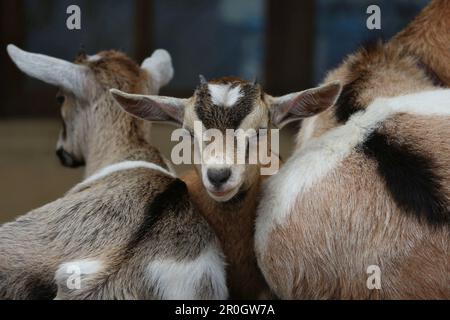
[111,76,341,299]
[1,45,227,300]
[255,42,450,299]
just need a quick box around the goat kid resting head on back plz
[11,46,172,176]
[111,76,341,299]
[256,41,450,299]
[2,45,227,300]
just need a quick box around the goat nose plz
[207,168,231,187]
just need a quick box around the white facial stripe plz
[256,89,450,254]
[146,246,228,300]
[78,161,175,187]
[208,84,243,107]
[203,152,233,166]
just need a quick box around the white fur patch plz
[208,84,243,107]
[141,49,174,90]
[54,259,103,300]
[55,259,103,281]
[146,246,228,300]
[79,160,175,187]
[256,89,450,254]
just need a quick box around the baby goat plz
[256,2,450,297]
[1,45,227,300]
[256,42,450,299]
[111,76,339,299]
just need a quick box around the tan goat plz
[1,45,227,300]
[111,76,341,299]
[255,41,450,299]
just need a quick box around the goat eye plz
[56,95,65,106]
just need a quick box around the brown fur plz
[182,170,273,299]
[180,77,279,299]
[263,169,449,298]
[391,0,450,86]
[258,5,450,299]
[297,42,441,148]
[333,43,436,108]
[69,50,156,176]
[1,165,219,299]
[260,114,450,299]
[109,75,283,299]
[208,76,250,85]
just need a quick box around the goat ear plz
[269,81,342,128]
[110,89,186,125]
[141,49,174,92]
[7,44,93,99]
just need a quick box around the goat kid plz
[1,45,227,300]
[111,76,341,299]
[256,42,450,299]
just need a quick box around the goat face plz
[112,76,268,202]
[7,45,174,169]
[112,76,341,203]
[186,77,269,202]
[55,88,87,168]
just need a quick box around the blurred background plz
[0,0,428,222]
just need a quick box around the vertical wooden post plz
[134,0,154,62]
[264,0,316,95]
[0,0,25,117]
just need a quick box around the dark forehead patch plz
[194,82,259,130]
